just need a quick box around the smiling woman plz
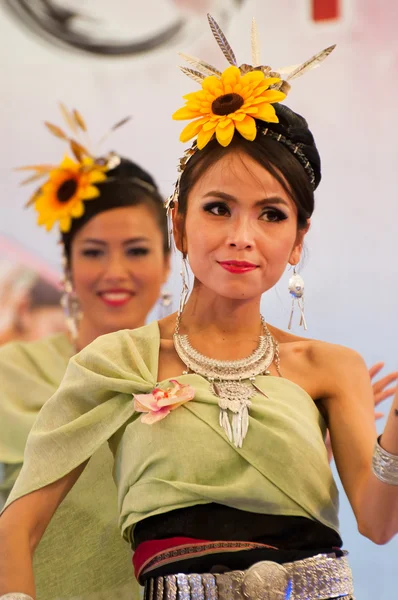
[0,110,170,600]
[60,156,170,349]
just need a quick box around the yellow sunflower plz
[172,65,286,150]
[34,155,107,232]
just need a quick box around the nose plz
[102,253,131,282]
[227,215,254,250]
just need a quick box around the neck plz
[178,283,263,339]
[75,315,146,351]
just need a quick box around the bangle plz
[0,596,33,600]
[372,436,398,485]
[0,592,33,600]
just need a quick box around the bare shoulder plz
[306,338,366,373]
[269,323,364,367]
[267,324,368,400]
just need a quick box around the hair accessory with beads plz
[16,106,132,233]
[167,14,335,211]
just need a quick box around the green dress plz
[0,333,138,600]
[4,322,340,552]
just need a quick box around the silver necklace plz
[173,315,281,448]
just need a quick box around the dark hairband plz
[101,175,157,194]
[259,127,316,190]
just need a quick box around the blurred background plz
[0,1,396,596]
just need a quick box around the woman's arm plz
[316,345,398,544]
[325,362,398,462]
[0,463,86,598]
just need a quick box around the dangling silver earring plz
[60,251,81,343]
[178,255,190,316]
[288,267,307,331]
[158,290,173,319]
[61,275,81,342]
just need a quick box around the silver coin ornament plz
[288,272,305,299]
[241,561,292,600]
[287,272,307,330]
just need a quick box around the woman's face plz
[175,150,307,302]
[70,205,169,335]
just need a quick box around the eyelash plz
[81,249,102,257]
[127,248,150,256]
[81,248,150,258]
[203,201,288,223]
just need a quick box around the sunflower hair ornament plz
[16,105,132,233]
[168,14,335,210]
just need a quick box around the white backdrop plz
[0,1,397,597]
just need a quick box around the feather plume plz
[110,116,132,132]
[70,139,91,162]
[207,14,237,66]
[19,172,49,186]
[15,164,55,173]
[178,53,221,77]
[274,63,300,78]
[25,189,42,208]
[73,109,87,132]
[286,45,336,81]
[44,122,68,140]
[179,66,206,84]
[59,103,78,134]
[97,116,132,147]
[251,18,261,67]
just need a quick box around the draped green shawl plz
[5,323,340,551]
[0,334,138,600]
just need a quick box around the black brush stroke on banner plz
[4,0,186,56]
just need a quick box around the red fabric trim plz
[312,0,340,21]
[133,537,209,578]
[133,537,278,581]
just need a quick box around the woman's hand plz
[326,362,398,462]
[369,362,398,418]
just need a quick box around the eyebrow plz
[80,237,150,246]
[203,190,290,208]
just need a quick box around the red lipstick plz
[218,260,258,274]
[97,289,134,307]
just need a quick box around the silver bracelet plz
[372,436,398,485]
[0,595,34,600]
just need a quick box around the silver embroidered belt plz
[143,553,355,600]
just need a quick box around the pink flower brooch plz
[133,380,195,424]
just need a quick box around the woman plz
[1,18,397,600]
[0,266,65,346]
[0,117,170,600]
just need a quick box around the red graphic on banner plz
[312,0,339,21]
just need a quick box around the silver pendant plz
[213,381,255,448]
[173,317,278,448]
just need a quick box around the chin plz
[95,315,142,335]
[211,283,263,301]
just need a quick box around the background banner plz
[0,1,396,596]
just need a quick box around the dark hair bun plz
[263,104,321,189]
[106,156,158,191]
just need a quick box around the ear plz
[172,203,186,255]
[289,220,310,266]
